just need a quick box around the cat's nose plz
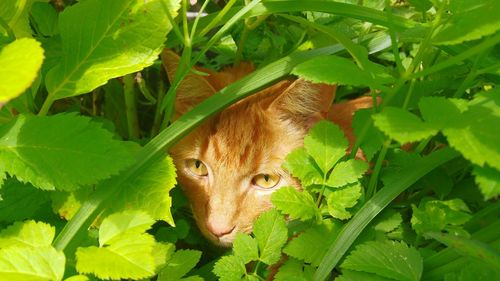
[206,221,236,238]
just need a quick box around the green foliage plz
[44,0,180,107]
[271,186,319,221]
[0,113,135,190]
[0,0,499,280]
[0,38,44,104]
[340,240,423,281]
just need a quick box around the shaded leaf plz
[341,240,423,281]
[157,249,202,281]
[0,178,49,223]
[473,165,500,200]
[353,109,384,161]
[373,107,438,143]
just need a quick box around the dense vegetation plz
[0,0,499,280]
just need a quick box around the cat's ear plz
[161,49,216,116]
[269,79,336,128]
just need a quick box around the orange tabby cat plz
[162,50,373,247]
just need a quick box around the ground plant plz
[0,0,499,280]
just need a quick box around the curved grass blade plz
[313,148,460,281]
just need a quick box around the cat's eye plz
[252,173,280,189]
[186,159,208,176]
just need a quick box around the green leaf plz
[327,159,368,188]
[45,0,181,101]
[213,255,246,281]
[411,199,472,237]
[443,259,500,281]
[425,232,500,272]
[326,183,362,220]
[303,120,349,175]
[473,165,500,200]
[271,187,319,221]
[418,97,467,129]
[373,210,402,233]
[433,0,500,45]
[284,220,341,266]
[103,155,177,225]
[0,178,50,223]
[64,275,89,281]
[76,232,157,280]
[0,246,65,281]
[31,2,59,36]
[292,55,390,88]
[0,0,46,38]
[0,220,54,248]
[442,95,500,170]
[157,249,202,281]
[341,240,423,281]
[0,113,135,190]
[233,233,259,264]
[50,189,91,221]
[282,147,323,186]
[353,109,384,161]
[373,107,438,143]
[274,258,311,281]
[337,270,393,281]
[0,38,44,105]
[99,211,155,246]
[253,209,288,265]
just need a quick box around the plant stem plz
[190,0,211,41]
[366,140,390,199]
[123,74,140,140]
[198,0,238,38]
[38,96,54,116]
[0,17,15,41]
[181,0,191,47]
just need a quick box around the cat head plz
[162,50,335,246]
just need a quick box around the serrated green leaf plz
[353,109,384,161]
[0,245,65,281]
[336,270,393,281]
[0,0,47,38]
[341,240,423,281]
[103,155,177,225]
[282,147,323,186]
[76,232,157,280]
[99,211,155,246]
[473,165,500,200]
[64,275,89,281]
[411,199,472,237]
[327,159,368,188]
[0,114,135,190]
[271,187,319,221]
[0,220,54,248]
[274,258,310,281]
[304,120,349,175]
[418,97,467,129]
[292,55,391,88]
[157,249,202,281]
[326,183,362,220]
[284,220,341,266]
[442,96,500,170]
[0,178,49,223]
[45,0,180,101]
[253,209,288,265]
[373,210,403,233]
[0,38,44,105]
[213,255,246,281]
[233,233,259,264]
[433,0,500,45]
[152,242,174,273]
[373,107,438,143]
